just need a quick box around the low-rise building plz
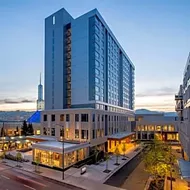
[135,113,179,142]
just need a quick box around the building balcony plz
[175,94,183,100]
[175,105,183,111]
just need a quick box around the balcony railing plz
[175,94,183,100]
[175,105,183,111]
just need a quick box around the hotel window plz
[95,51,100,60]
[43,115,47,121]
[95,60,100,67]
[51,128,55,136]
[60,114,64,121]
[95,95,100,101]
[95,68,100,75]
[81,130,88,139]
[98,115,100,122]
[95,77,100,84]
[60,128,64,137]
[66,114,70,122]
[75,129,79,139]
[51,114,55,122]
[102,115,104,122]
[92,129,95,139]
[52,15,55,25]
[75,114,79,122]
[81,114,88,122]
[95,86,100,92]
[92,114,95,122]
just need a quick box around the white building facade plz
[176,53,190,160]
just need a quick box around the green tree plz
[104,152,110,172]
[114,146,120,165]
[16,152,22,167]
[144,140,176,189]
[28,123,34,135]
[21,120,28,136]
[15,126,19,136]
[94,146,100,164]
[35,153,41,173]
[122,143,127,158]
[0,127,6,137]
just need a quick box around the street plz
[104,151,142,187]
[0,164,83,190]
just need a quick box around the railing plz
[175,94,183,100]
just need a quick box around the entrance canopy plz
[178,159,190,181]
[108,131,135,140]
[32,141,90,154]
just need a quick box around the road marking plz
[23,185,36,190]
[18,175,46,187]
[1,175,10,180]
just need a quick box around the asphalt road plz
[104,151,143,187]
[0,164,83,190]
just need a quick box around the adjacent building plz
[33,8,135,169]
[135,112,179,142]
[176,53,190,160]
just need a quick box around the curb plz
[3,160,86,190]
[144,176,153,190]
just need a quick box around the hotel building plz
[32,8,135,169]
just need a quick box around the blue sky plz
[0,0,189,111]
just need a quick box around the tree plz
[122,143,127,160]
[94,146,100,164]
[114,146,120,165]
[103,152,111,173]
[0,127,6,137]
[16,152,22,167]
[144,140,176,189]
[28,123,34,135]
[15,126,19,136]
[35,153,41,173]
[21,120,28,136]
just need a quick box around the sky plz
[0,0,189,111]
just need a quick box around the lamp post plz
[55,124,64,180]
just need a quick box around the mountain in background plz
[0,111,34,121]
[135,109,177,117]
[0,109,177,121]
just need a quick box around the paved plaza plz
[2,145,142,190]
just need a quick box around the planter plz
[103,169,111,173]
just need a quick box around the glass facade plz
[89,15,135,110]
[33,147,87,169]
[94,16,105,102]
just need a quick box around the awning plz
[178,159,190,181]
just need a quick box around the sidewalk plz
[3,146,142,190]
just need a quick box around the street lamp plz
[54,124,64,180]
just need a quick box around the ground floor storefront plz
[0,136,32,151]
[32,141,89,169]
[107,132,136,153]
[136,131,179,142]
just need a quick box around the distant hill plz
[135,109,177,117]
[0,111,34,121]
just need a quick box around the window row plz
[43,114,89,122]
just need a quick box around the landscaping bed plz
[148,179,164,190]
[5,153,30,162]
